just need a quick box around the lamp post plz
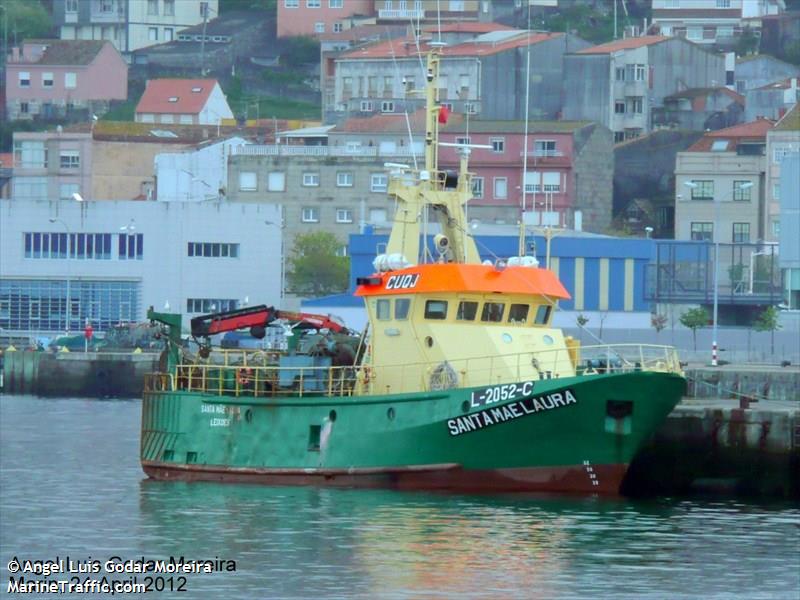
[684,179,753,366]
[49,218,72,334]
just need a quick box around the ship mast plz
[382,47,481,267]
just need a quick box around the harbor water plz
[1,394,798,600]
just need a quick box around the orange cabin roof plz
[355,263,571,300]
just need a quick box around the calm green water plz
[1,395,798,600]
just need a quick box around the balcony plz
[231,145,424,158]
[378,8,425,19]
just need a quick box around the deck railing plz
[144,344,682,399]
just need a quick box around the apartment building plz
[53,0,219,54]
[278,0,489,38]
[765,103,800,242]
[674,118,774,244]
[650,0,785,46]
[734,54,800,94]
[745,78,799,121]
[328,28,590,124]
[563,36,725,142]
[5,40,127,121]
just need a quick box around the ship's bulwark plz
[141,371,686,494]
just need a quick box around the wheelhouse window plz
[456,301,478,321]
[395,298,410,320]
[424,300,448,320]
[376,299,391,320]
[508,304,529,324]
[481,302,505,322]
[534,305,551,325]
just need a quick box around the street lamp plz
[49,218,72,334]
[684,179,753,366]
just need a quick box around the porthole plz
[329,410,337,422]
[425,336,434,348]
[245,409,253,423]
[461,401,470,413]
[543,335,554,346]
[502,333,512,344]
[387,407,395,421]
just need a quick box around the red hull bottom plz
[141,461,629,494]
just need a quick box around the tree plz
[286,232,349,298]
[651,313,667,337]
[1,0,53,44]
[679,307,709,351]
[753,306,781,356]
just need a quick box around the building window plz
[635,64,646,81]
[301,207,320,223]
[627,96,643,113]
[773,183,780,200]
[490,138,505,153]
[691,180,713,200]
[471,177,484,198]
[148,27,158,41]
[187,242,240,258]
[59,183,80,201]
[716,0,731,7]
[665,0,680,7]
[187,298,239,314]
[285,0,299,6]
[14,141,48,168]
[118,233,144,260]
[383,75,393,95]
[267,171,285,192]
[542,172,561,193]
[307,0,321,6]
[13,177,47,200]
[464,102,478,114]
[732,223,750,243]
[718,25,733,38]
[18,71,30,87]
[239,172,257,191]
[455,136,471,146]
[24,232,111,260]
[615,67,625,82]
[369,208,387,222]
[772,220,780,237]
[164,27,174,41]
[329,0,343,6]
[59,151,80,169]
[371,173,388,192]
[315,22,325,33]
[687,27,702,41]
[336,208,353,223]
[66,0,78,11]
[773,146,793,163]
[164,0,175,16]
[493,177,508,199]
[147,0,158,15]
[523,171,540,193]
[42,72,54,88]
[336,172,353,187]
[381,101,394,112]
[302,172,320,187]
[690,222,713,241]
[614,131,625,143]
[534,140,557,157]
[64,72,77,89]
[615,101,625,114]
[333,22,343,32]
[733,180,752,201]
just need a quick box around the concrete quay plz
[684,363,799,402]
[625,397,799,498]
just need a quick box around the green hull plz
[141,371,685,493]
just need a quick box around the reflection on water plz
[2,395,799,600]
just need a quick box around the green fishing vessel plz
[141,48,685,494]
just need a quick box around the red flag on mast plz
[438,105,449,124]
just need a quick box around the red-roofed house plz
[5,40,127,121]
[675,118,775,243]
[135,79,233,126]
[327,29,591,123]
[563,36,725,142]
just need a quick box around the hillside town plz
[0,0,799,362]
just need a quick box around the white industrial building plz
[0,199,282,340]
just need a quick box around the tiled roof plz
[665,86,744,104]
[575,35,669,54]
[135,79,218,115]
[423,22,514,34]
[339,31,562,60]
[319,24,406,42]
[334,110,442,134]
[63,121,279,144]
[774,103,799,131]
[756,78,799,90]
[687,118,775,151]
[19,39,108,66]
[652,8,740,18]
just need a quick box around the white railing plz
[378,9,425,19]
